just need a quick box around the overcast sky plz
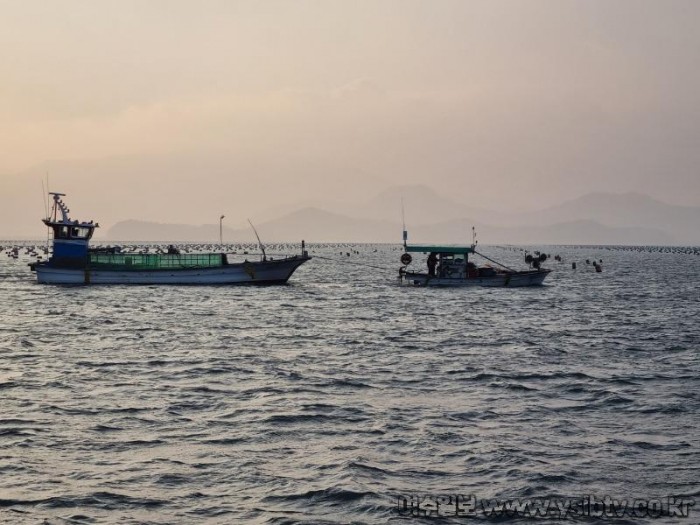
[1,0,699,236]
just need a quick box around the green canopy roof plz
[405,244,474,254]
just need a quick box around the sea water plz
[1,244,698,524]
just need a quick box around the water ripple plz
[0,243,699,523]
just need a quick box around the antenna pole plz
[46,172,51,221]
[40,179,48,218]
[219,215,225,246]
[401,197,408,250]
[41,179,50,252]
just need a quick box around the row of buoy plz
[525,252,548,264]
[539,245,699,256]
[0,241,387,258]
[522,250,607,273]
[570,259,603,272]
[1,245,48,260]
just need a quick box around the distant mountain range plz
[106,186,699,245]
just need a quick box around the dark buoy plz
[572,262,577,270]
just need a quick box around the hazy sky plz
[1,0,699,236]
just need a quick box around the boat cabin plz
[405,244,478,279]
[43,193,98,267]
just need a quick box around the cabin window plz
[54,225,91,240]
[72,227,91,239]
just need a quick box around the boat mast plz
[247,219,267,262]
[401,197,408,250]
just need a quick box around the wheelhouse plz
[43,193,98,267]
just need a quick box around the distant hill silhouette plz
[107,210,398,243]
[410,218,673,245]
[512,192,700,243]
[106,189,687,245]
[108,220,235,242]
[348,184,494,225]
[336,186,697,243]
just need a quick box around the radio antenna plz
[40,179,48,219]
[401,197,408,249]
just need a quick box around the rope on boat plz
[473,250,517,273]
[227,251,392,270]
[312,255,396,272]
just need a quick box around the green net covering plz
[89,253,224,270]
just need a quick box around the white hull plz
[402,269,550,287]
[35,257,309,285]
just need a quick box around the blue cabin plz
[43,193,98,267]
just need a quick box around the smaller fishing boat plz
[30,192,311,285]
[398,229,550,287]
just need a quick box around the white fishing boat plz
[398,229,550,287]
[30,193,310,285]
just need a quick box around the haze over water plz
[1,244,699,523]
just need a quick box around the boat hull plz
[402,269,550,287]
[34,257,310,285]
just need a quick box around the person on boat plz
[427,252,438,276]
[167,245,180,255]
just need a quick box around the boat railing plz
[89,253,224,270]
